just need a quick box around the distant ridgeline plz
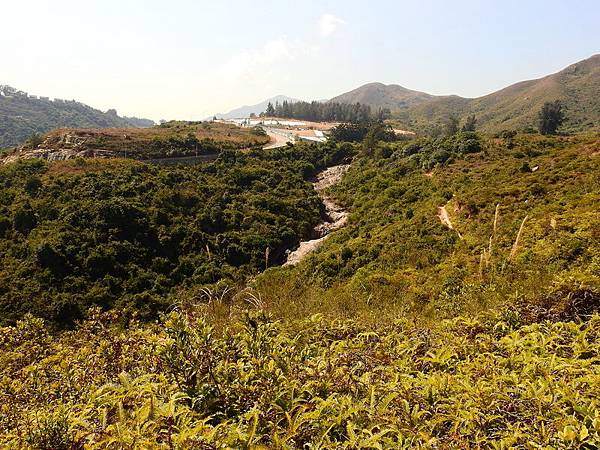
[329,54,600,134]
[0,85,154,149]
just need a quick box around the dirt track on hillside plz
[437,205,463,239]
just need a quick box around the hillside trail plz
[284,164,350,266]
[437,205,463,239]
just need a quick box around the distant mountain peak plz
[330,83,434,110]
[329,54,600,133]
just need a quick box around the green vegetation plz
[254,133,600,326]
[0,85,154,149]
[329,122,396,144]
[538,100,565,135]
[0,142,350,326]
[263,100,376,123]
[334,54,600,134]
[2,308,600,448]
[1,126,600,448]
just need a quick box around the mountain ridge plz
[0,85,155,149]
[332,54,600,132]
[329,82,434,111]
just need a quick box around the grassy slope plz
[1,133,600,447]
[3,121,270,161]
[254,133,600,325]
[0,93,153,149]
[400,54,600,133]
[35,122,270,152]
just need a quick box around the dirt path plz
[284,164,350,266]
[437,205,463,239]
[263,130,294,149]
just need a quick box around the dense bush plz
[392,131,483,169]
[2,309,600,448]
[253,133,600,326]
[330,122,397,144]
[0,141,353,325]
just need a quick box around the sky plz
[2,0,599,121]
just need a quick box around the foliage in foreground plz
[1,307,600,449]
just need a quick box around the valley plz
[2,128,600,447]
[0,18,599,446]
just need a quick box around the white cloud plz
[319,14,346,37]
[221,37,317,84]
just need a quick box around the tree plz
[27,133,44,148]
[538,100,565,135]
[445,115,460,136]
[461,115,477,132]
[265,102,275,117]
[13,203,37,234]
[376,108,391,122]
[330,123,369,142]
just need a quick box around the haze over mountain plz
[332,54,600,132]
[212,95,300,119]
[0,85,155,149]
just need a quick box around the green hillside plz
[255,132,600,325]
[403,54,600,133]
[0,142,349,325]
[334,55,600,134]
[330,82,434,111]
[0,85,154,149]
[1,129,600,447]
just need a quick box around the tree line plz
[262,100,390,123]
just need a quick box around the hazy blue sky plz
[3,0,599,121]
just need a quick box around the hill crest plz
[332,54,600,132]
[330,82,434,111]
[0,85,155,149]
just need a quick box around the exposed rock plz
[285,164,350,266]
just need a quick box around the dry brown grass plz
[510,215,529,261]
[32,122,269,154]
